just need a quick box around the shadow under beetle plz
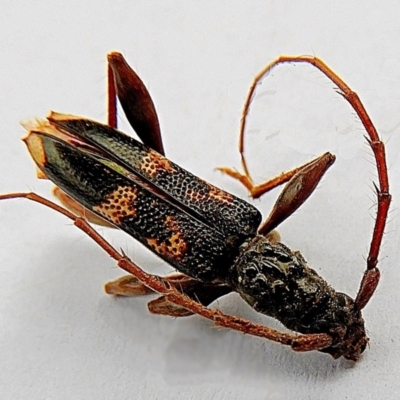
[0,52,391,361]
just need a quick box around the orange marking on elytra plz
[146,216,188,260]
[208,187,233,203]
[185,185,233,205]
[93,186,138,226]
[140,150,176,178]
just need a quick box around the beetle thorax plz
[228,236,368,360]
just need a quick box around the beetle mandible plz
[0,52,391,361]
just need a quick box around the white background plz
[1,1,400,399]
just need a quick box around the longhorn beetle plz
[0,52,391,361]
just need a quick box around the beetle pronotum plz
[0,52,390,361]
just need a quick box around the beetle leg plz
[147,279,232,317]
[217,153,330,199]
[147,296,196,317]
[219,152,335,234]
[0,191,333,352]
[258,152,335,235]
[104,274,158,296]
[107,52,165,155]
[107,53,118,130]
[105,272,232,318]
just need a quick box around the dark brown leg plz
[258,152,335,235]
[0,192,333,353]
[107,52,165,155]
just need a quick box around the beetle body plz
[24,112,367,360]
[2,52,389,362]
